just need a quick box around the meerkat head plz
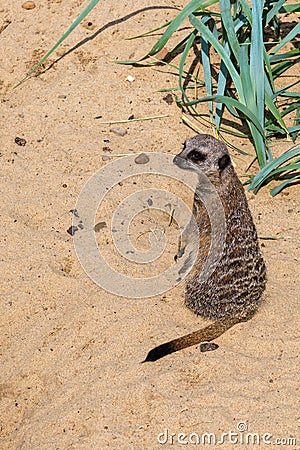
[173,134,232,178]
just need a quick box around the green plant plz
[119,0,300,194]
[16,0,300,194]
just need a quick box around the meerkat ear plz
[218,154,231,171]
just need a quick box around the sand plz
[1,1,299,448]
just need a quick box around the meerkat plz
[144,134,266,362]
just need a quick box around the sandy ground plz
[1,1,299,449]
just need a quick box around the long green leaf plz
[272,60,297,79]
[126,0,210,64]
[199,17,214,120]
[125,21,172,41]
[288,126,300,134]
[200,35,214,120]
[179,30,198,106]
[189,13,244,99]
[215,39,229,130]
[270,22,300,54]
[264,91,289,134]
[249,147,300,190]
[15,0,100,87]
[270,174,300,196]
[239,0,253,25]
[280,102,300,118]
[181,94,266,137]
[219,0,240,61]
[248,122,267,167]
[239,45,256,112]
[250,0,264,127]
[268,161,300,176]
[279,4,300,14]
[273,80,300,98]
[238,46,268,165]
[278,92,300,98]
[269,48,299,63]
[265,0,286,25]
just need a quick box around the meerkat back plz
[144,134,266,362]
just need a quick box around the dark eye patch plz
[187,150,206,162]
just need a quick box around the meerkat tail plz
[142,316,248,362]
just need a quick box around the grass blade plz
[181,94,266,137]
[219,0,240,61]
[266,0,286,24]
[269,48,299,63]
[125,21,172,40]
[189,13,244,98]
[270,22,300,54]
[179,30,198,105]
[273,80,300,99]
[279,4,300,13]
[117,0,211,64]
[267,161,300,176]
[215,41,229,131]
[270,174,300,196]
[250,0,264,127]
[15,0,100,87]
[264,91,289,134]
[271,59,298,79]
[199,17,214,120]
[249,146,300,191]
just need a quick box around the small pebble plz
[134,153,149,164]
[22,1,36,10]
[67,226,78,236]
[58,94,67,99]
[109,127,127,137]
[102,155,111,161]
[200,342,219,353]
[163,93,173,105]
[94,222,107,232]
[15,137,26,146]
[69,209,79,218]
[126,75,135,83]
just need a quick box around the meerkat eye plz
[218,154,231,171]
[187,150,206,162]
